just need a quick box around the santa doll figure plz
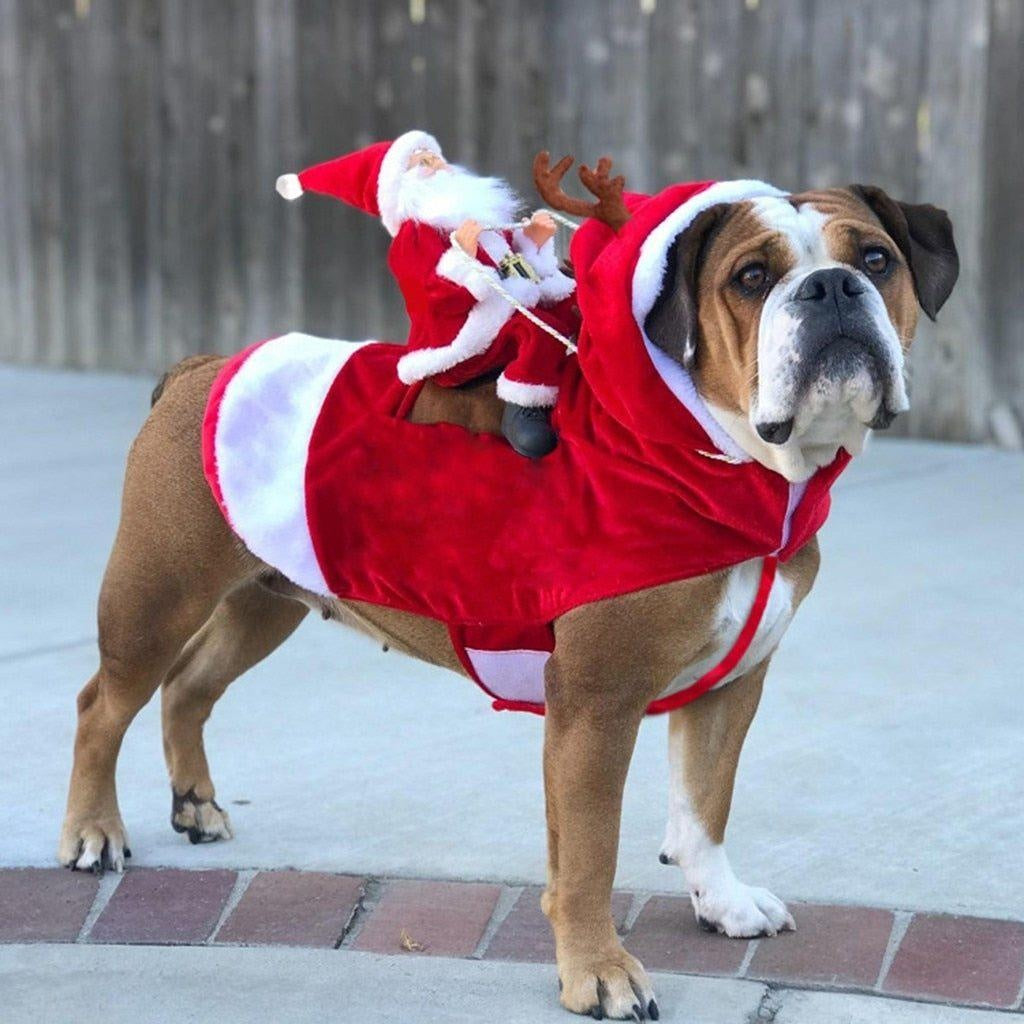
[276,130,578,457]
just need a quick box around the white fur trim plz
[396,250,513,384]
[378,130,441,236]
[435,245,501,301]
[275,173,303,200]
[477,232,542,307]
[512,228,576,305]
[496,373,559,408]
[632,180,788,461]
[214,333,369,594]
[537,270,576,305]
[512,228,560,277]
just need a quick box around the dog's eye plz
[862,246,890,275]
[734,262,768,295]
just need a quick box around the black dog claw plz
[647,999,659,1020]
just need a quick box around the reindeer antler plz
[533,151,631,232]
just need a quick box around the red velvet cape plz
[203,180,850,715]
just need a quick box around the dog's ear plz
[644,205,728,369]
[849,184,959,321]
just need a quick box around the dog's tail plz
[151,355,221,407]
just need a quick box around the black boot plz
[501,403,557,459]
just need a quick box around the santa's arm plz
[392,221,514,385]
[392,221,498,314]
[512,224,576,305]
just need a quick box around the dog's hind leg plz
[660,659,795,938]
[161,579,308,843]
[58,357,250,872]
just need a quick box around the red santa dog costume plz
[275,131,577,412]
[203,175,850,716]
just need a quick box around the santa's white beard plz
[392,165,521,232]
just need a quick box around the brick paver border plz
[2,868,1023,1012]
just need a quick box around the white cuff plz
[512,227,560,278]
[513,228,575,305]
[436,246,501,302]
[496,373,559,408]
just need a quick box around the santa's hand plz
[523,210,557,248]
[454,219,482,256]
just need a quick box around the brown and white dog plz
[59,177,957,1020]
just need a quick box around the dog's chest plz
[659,559,796,699]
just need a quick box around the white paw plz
[690,881,795,938]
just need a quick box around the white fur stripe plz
[214,333,368,594]
[496,373,559,408]
[632,180,787,461]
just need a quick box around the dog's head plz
[644,185,959,479]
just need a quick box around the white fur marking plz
[662,701,795,937]
[655,559,794,702]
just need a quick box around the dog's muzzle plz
[755,267,904,444]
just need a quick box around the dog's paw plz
[558,946,659,1020]
[691,880,794,938]
[171,788,233,844]
[58,816,131,874]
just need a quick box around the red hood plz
[571,179,788,453]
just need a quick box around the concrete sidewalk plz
[2,364,1024,926]
[2,944,1022,1024]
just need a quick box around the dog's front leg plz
[660,659,795,938]
[543,656,658,1020]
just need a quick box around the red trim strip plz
[644,556,778,715]
[491,698,546,716]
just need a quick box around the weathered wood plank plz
[907,0,991,442]
[984,0,1024,442]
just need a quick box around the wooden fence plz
[1,0,1021,444]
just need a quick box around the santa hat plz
[275,129,443,237]
[570,179,787,456]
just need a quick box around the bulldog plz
[58,154,957,1020]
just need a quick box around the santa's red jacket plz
[203,179,851,716]
[390,219,577,392]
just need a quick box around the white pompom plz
[275,173,303,200]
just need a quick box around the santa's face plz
[393,153,520,233]
[408,149,448,176]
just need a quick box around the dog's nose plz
[794,268,866,303]
[755,418,794,445]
